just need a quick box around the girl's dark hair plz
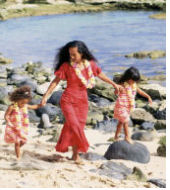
[9,86,32,102]
[118,67,141,84]
[54,40,97,71]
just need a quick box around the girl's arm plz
[4,105,13,126]
[137,87,152,105]
[97,72,122,92]
[27,104,42,110]
[41,76,61,106]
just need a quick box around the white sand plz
[0,111,165,188]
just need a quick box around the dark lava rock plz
[90,161,132,180]
[47,90,63,106]
[148,179,166,188]
[80,152,106,161]
[104,140,150,163]
[36,103,60,121]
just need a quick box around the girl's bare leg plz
[15,143,20,159]
[123,122,133,144]
[114,121,123,141]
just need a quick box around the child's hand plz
[148,96,152,105]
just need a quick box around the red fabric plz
[54,60,102,153]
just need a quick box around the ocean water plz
[0,10,166,77]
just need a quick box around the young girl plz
[4,86,42,159]
[113,67,152,143]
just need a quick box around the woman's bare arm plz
[41,76,61,106]
[97,72,122,92]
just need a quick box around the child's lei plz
[13,103,29,135]
[71,59,95,89]
[124,82,137,112]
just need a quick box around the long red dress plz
[54,60,102,153]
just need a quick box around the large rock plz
[104,140,150,163]
[80,152,106,161]
[154,120,166,130]
[0,55,12,64]
[88,94,113,108]
[17,80,38,92]
[131,130,156,141]
[38,113,52,128]
[140,122,155,130]
[28,110,40,123]
[139,84,166,100]
[86,110,104,125]
[127,167,147,182]
[48,90,63,106]
[90,161,132,180]
[8,74,31,85]
[125,50,166,59]
[131,108,156,124]
[148,179,166,188]
[36,103,61,122]
[88,78,117,101]
[0,86,14,105]
[94,118,133,133]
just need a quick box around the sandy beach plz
[0,110,165,188]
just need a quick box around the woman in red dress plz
[41,41,121,163]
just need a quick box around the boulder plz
[104,140,150,163]
[125,50,166,59]
[127,167,147,182]
[131,130,156,141]
[88,78,116,101]
[140,122,155,130]
[148,179,166,188]
[48,90,63,106]
[93,118,133,133]
[90,161,132,180]
[0,55,12,64]
[157,136,166,157]
[154,120,166,130]
[131,108,156,124]
[139,84,166,100]
[17,80,37,92]
[86,110,104,125]
[88,94,112,108]
[38,113,52,128]
[36,103,61,121]
[8,74,31,85]
[80,152,106,161]
[0,86,13,105]
[28,110,40,123]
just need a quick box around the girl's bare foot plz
[125,137,133,144]
[114,137,120,142]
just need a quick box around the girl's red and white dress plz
[114,82,137,123]
[4,103,29,144]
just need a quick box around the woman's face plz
[69,47,82,63]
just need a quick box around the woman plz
[41,40,121,163]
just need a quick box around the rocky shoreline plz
[0,0,166,21]
[0,52,166,187]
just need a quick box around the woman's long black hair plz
[118,67,141,84]
[54,40,97,71]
